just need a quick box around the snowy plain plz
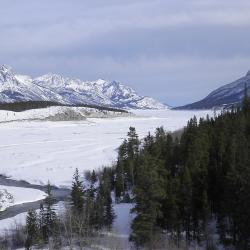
[0,109,213,187]
[0,106,129,122]
[0,109,214,238]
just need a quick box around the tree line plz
[111,88,250,249]
[24,169,115,249]
[0,100,127,113]
[0,168,116,249]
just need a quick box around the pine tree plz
[130,154,166,247]
[39,203,47,242]
[89,170,97,199]
[161,178,181,243]
[155,126,167,158]
[127,127,140,187]
[41,182,57,241]
[114,160,125,200]
[85,171,98,229]
[25,209,39,249]
[143,132,154,155]
[93,185,105,229]
[104,190,116,229]
[71,168,85,213]
[90,170,97,184]
[179,166,192,241]
[99,168,116,229]
[201,189,210,242]
[242,83,250,114]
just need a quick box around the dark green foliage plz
[0,101,64,112]
[71,167,115,231]
[114,127,140,196]
[0,100,128,113]
[179,167,192,241]
[25,210,39,249]
[93,187,105,229]
[22,168,116,249]
[114,161,125,200]
[71,168,85,213]
[40,183,58,242]
[90,170,98,184]
[112,96,250,248]
[99,168,116,229]
[104,190,116,228]
[130,154,166,247]
[242,83,250,114]
[115,140,127,199]
[126,127,140,187]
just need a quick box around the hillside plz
[177,70,250,109]
[0,65,167,110]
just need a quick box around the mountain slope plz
[177,70,250,109]
[0,65,167,110]
[0,65,48,103]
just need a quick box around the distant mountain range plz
[177,70,250,110]
[0,65,167,110]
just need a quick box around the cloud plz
[0,0,250,105]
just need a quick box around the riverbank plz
[0,175,70,222]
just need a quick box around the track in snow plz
[0,110,213,186]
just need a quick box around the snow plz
[0,109,213,186]
[0,64,167,109]
[0,109,218,247]
[0,211,27,234]
[113,203,134,237]
[0,109,212,234]
[0,201,63,235]
[0,106,128,122]
[0,185,45,230]
[0,185,46,211]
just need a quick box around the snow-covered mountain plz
[177,70,250,109]
[0,65,167,110]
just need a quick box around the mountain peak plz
[38,73,63,80]
[95,79,107,85]
[0,64,14,74]
[246,70,250,77]
[0,64,167,109]
[34,73,66,88]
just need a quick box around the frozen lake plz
[0,110,212,186]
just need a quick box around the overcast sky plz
[1,0,250,106]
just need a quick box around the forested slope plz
[112,89,250,249]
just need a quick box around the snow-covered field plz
[0,211,27,234]
[0,106,129,122]
[0,109,214,239]
[0,109,213,186]
[113,202,134,237]
[0,185,46,211]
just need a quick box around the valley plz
[0,109,212,235]
[0,109,212,186]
